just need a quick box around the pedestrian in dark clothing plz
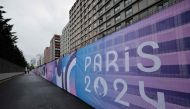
[25,67,27,74]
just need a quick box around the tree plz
[0,6,27,67]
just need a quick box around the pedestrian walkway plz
[0,73,93,109]
[0,72,24,81]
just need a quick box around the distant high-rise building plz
[37,54,44,66]
[44,47,51,64]
[60,23,70,56]
[30,58,36,66]
[69,0,180,52]
[40,55,44,65]
[50,34,60,61]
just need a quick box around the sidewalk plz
[0,73,93,109]
[0,72,24,81]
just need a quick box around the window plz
[105,2,111,10]
[93,29,98,35]
[93,1,96,6]
[126,18,134,26]
[93,7,96,13]
[114,5,120,13]
[89,19,92,24]
[93,22,97,28]
[94,15,97,20]
[99,17,103,24]
[89,26,92,31]
[84,15,86,21]
[84,9,86,14]
[139,10,148,20]
[114,0,119,3]
[99,9,103,15]
[98,0,103,8]
[81,25,83,30]
[163,1,169,7]
[89,11,92,17]
[106,11,112,19]
[115,15,121,23]
[107,28,113,35]
[126,8,133,17]
[85,28,87,34]
[125,0,132,6]
[115,24,121,31]
[99,25,104,31]
[106,20,112,27]
[157,0,169,11]
[84,22,87,27]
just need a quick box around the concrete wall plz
[0,58,24,73]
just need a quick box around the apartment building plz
[69,0,180,52]
[50,34,60,61]
[60,23,70,56]
[44,47,51,64]
[37,55,44,66]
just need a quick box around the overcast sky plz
[1,0,76,63]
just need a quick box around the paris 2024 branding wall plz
[33,1,190,109]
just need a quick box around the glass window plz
[99,25,104,31]
[89,26,92,31]
[114,0,119,3]
[93,8,96,13]
[126,8,133,17]
[98,0,103,8]
[99,9,103,15]
[105,2,111,10]
[89,19,92,24]
[99,17,103,24]
[115,15,121,23]
[106,20,112,27]
[126,18,134,26]
[114,5,120,13]
[106,11,112,19]
[94,22,97,28]
[94,15,97,20]
[125,0,132,6]
[93,1,96,6]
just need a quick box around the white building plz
[60,23,70,56]
[36,54,44,66]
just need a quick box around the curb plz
[0,73,24,84]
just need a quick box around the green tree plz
[0,6,27,67]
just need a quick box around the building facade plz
[30,58,36,67]
[44,47,51,64]
[60,23,70,56]
[50,34,61,61]
[37,54,44,66]
[69,0,180,52]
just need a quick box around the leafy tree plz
[0,6,27,67]
[28,64,35,71]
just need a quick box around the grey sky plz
[1,0,75,62]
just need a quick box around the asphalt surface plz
[0,73,93,109]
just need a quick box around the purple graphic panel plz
[75,1,190,109]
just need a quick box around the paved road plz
[0,73,93,109]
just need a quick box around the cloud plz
[1,0,75,62]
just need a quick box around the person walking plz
[25,67,27,74]
[28,68,30,74]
